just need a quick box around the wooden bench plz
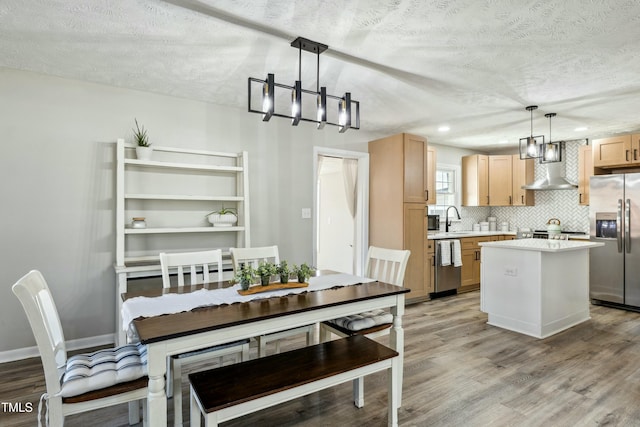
[188,334,400,427]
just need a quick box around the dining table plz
[122,271,410,426]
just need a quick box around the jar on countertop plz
[131,217,147,229]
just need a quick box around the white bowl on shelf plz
[207,213,237,227]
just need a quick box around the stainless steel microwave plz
[427,214,440,231]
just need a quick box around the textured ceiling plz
[2,0,640,150]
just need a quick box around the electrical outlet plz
[504,266,518,276]
[301,208,311,219]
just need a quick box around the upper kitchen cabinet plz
[463,154,534,207]
[592,134,634,168]
[511,155,535,206]
[426,146,437,205]
[488,155,512,205]
[402,133,430,203]
[462,154,489,206]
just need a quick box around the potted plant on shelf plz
[256,261,277,286]
[205,206,238,227]
[133,118,152,160]
[293,263,315,283]
[277,261,292,284]
[234,264,255,291]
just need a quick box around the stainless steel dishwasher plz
[434,240,461,295]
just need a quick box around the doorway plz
[313,147,369,275]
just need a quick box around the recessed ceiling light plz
[438,125,450,132]
[499,139,509,144]
[574,127,588,132]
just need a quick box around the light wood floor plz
[3,291,640,426]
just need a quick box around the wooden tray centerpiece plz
[237,281,309,296]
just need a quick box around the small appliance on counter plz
[427,214,440,232]
[488,217,497,231]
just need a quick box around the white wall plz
[0,68,370,355]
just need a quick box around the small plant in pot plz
[233,264,255,291]
[277,260,292,284]
[293,263,315,283]
[256,261,277,286]
[205,206,238,227]
[133,118,153,160]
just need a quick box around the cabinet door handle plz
[509,195,512,205]
[521,195,524,204]
[635,149,638,161]
[431,255,435,267]
[487,196,490,204]
[579,193,583,203]
[425,190,429,201]
[627,150,630,161]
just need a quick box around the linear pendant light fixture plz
[519,105,545,160]
[247,37,360,132]
[541,113,562,163]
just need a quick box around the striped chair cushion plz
[59,343,147,397]
[329,309,393,331]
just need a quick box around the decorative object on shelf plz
[519,105,545,160]
[247,37,360,133]
[293,263,315,283]
[540,113,563,163]
[206,206,238,227]
[133,118,153,160]
[277,260,292,284]
[131,217,147,229]
[234,264,256,291]
[256,261,277,286]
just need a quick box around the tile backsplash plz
[453,140,590,233]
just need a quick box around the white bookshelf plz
[114,138,250,343]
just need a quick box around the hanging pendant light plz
[248,37,360,131]
[519,105,544,159]
[541,113,562,163]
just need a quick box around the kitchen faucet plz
[445,205,461,232]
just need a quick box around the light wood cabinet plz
[462,154,489,206]
[426,146,437,205]
[369,133,431,302]
[488,155,513,205]
[426,240,435,294]
[592,135,635,168]
[463,154,534,206]
[403,133,429,203]
[578,145,593,206]
[459,235,502,292]
[511,155,535,206]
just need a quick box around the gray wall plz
[0,68,371,355]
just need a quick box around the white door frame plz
[313,146,369,276]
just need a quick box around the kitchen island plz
[479,239,603,339]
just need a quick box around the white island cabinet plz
[479,239,603,339]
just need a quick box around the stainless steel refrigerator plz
[590,173,640,308]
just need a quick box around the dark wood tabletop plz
[126,274,409,345]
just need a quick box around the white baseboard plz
[0,333,115,364]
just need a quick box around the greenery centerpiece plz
[256,261,277,286]
[277,260,292,284]
[205,206,238,227]
[293,263,315,283]
[233,264,255,291]
[133,118,153,160]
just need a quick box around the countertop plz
[428,231,590,240]
[428,231,515,240]
[478,239,604,252]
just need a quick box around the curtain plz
[342,158,358,218]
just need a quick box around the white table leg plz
[190,385,201,427]
[388,358,399,427]
[390,295,405,407]
[146,344,168,426]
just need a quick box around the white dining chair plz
[159,250,250,426]
[319,246,410,407]
[230,245,315,357]
[12,270,148,427]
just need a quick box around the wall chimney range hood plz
[521,161,578,190]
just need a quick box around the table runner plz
[121,273,374,332]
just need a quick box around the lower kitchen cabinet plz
[459,236,499,293]
[426,240,435,294]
